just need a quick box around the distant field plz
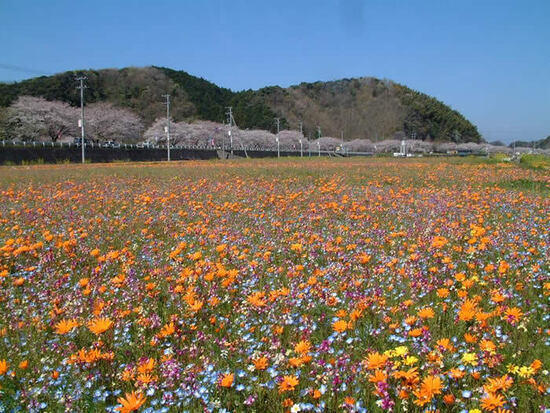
[0,158,548,412]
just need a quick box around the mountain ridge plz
[0,66,482,143]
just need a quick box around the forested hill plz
[0,66,482,143]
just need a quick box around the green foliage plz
[156,66,233,122]
[230,90,283,130]
[396,84,482,142]
[496,178,550,193]
[159,67,282,129]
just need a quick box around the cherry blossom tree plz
[7,96,77,142]
[85,102,144,143]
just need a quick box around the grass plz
[520,154,550,170]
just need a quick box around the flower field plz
[0,158,548,412]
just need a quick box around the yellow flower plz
[394,346,408,357]
[462,352,478,366]
[469,409,482,413]
[517,366,534,378]
[404,356,418,366]
[506,364,519,374]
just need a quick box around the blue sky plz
[1,0,549,142]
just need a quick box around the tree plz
[7,96,77,142]
[85,102,144,143]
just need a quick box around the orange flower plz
[448,368,465,380]
[503,307,523,324]
[437,288,450,298]
[159,322,175,338]
[413,375,443,406]
[220,373,234,387]
[19,360,28,369]
[282,398,294,407]
[0,359,8,375]
[409,328,423,337]
[332,319,348,333]
[481,392,506,411]
[417,307,435,319]
[480,339,496,354]
[137,358,155,374]
[443,393,455,405]
[365,352,388,370]
[344,396,356,406]
[458,299,477,322]
[436,338,454,352]
[368,369,388,383]
[116,391,146,413]
[88,317,113,335]
[136,373,156,384]
[247,292,267,307]
[278,375,299,392]
[393,367,419,387]
[431,236,448,248]
[294,340,311,354]
[289,357,305,368]
[252,356,269,370]
[484,375,513,394]
[54,319,79,334]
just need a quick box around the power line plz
[0,63,53,76]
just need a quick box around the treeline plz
[396,85,481,142]
[509,135,550,149]
[0,66,483,143]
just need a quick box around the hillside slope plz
[0,66,481,143]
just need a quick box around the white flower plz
[291,404,301,412]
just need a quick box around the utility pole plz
[226,107,233,156]
[299,121,303,157]
[76,76,87,164]
[162,94,171,161]
[274,118,280,158]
